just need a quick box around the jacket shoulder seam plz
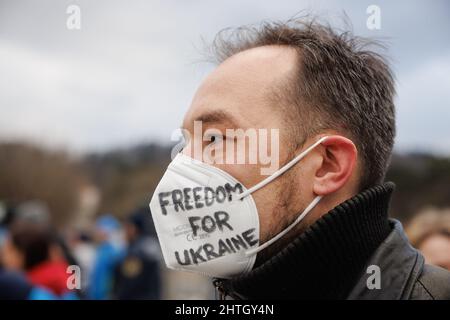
[416,278,435,300]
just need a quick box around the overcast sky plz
[0,0,449,154]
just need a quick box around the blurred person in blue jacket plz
[88,215,124,300]
[113,207,162,299]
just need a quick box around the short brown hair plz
[209,17,396,190]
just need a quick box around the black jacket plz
[347,220,450,299]
[215,182,450,300]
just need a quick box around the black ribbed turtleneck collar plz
[218,182,395,300]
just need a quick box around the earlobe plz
[312,135,357,196]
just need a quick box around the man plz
[150,19,450,299]
[113,207,162,300]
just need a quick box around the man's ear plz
[313,135,357,195]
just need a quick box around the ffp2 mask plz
[149,136,328,278]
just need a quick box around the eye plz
[205,133,223,145]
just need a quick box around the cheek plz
[215,162,282,240]
[250,178,288,241]
[215,162,262,189]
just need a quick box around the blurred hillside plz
[1,142,450,227]
[0,143,87,226]
[387,153,450,222]
[82,144,171,219]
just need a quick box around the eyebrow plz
[184,110,241,129]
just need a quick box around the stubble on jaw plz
[253,168,304,267]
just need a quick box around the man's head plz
[1,223,51,271]
[181,19,396,263]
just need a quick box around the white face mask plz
[149,136,328,279]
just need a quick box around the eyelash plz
[207,134,223,144]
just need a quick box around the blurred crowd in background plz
[0,142,449,300]
[0,201,164,300]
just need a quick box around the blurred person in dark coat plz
[113,207,161,300]
[0,268,34,299]
[0,268,63,300]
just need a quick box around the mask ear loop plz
[245,195,322,256]
[237,136,328,201]
[234,136,329,257]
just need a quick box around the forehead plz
[184,45,299,129]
